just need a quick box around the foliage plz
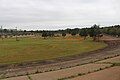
[71,32,77,36]
[79,28,88,40]
[42,32,48,39]
[62,33,66,37]
[0,24,120,39]
[88,24,101,41]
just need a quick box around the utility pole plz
[16,27,18,41]
[1,26,3,40]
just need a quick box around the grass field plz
[0,37,107,64]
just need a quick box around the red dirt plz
[53,37,82,40]
[100,35,120,41]
[31,35,41,38]
[64,42,84,45]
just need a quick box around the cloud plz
[0,0,120,30]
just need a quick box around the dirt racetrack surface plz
[98,56,120,63]
[2,63,112,80]
[69,66,120,80]
[29,64,112,80]
[2,76,29,80]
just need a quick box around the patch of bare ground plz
[53,37,82,40]
[28,64,112,80]
[2,63,111,80]
[97,56,120,63]
[68,66,120,80]
[100,35,120,41]
[2,76,29,80]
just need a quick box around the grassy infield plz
[0,37,107,64]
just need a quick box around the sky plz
[0,0,120,30]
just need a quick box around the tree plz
[116,28,120,37]
[48,32,54,37]
[3,29,8,33]
[79,28,88,40]
[62,33,66,37]
[66,28,72,34]
[101,25,120,37]
[89,24,101,41]
[42,32,48,39]
[71,32,77,36]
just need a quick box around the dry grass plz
[0,37,107,64]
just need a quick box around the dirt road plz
[2,63,112,80]
[68,66,120,80]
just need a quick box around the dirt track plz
[2,55,120,80]
[69,66,120,80]
[2,76,29,80]
[0,36,120,79]
[98,56,120,63]
[29,64,112,80]
[2,63,112,80]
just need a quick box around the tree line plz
[0,28,32,37]
[38,24,119,41]
[0,24,120,41]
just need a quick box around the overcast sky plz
[0,0,120,30]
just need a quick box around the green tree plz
[79,28,88,40]
[62,33,66,38]
[89,24,101,41]
[116,28,120,37]
[71,32,77,37]
[48,32,54,37]
[42,32,48,39]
